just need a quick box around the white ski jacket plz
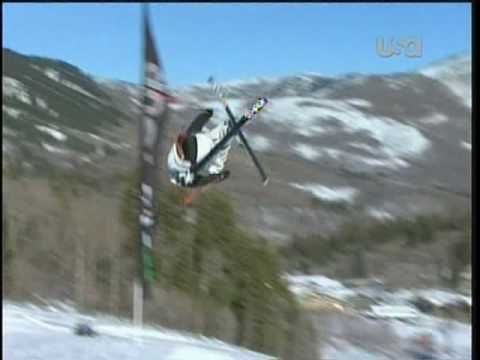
[167,121,232,187]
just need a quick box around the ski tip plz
[263,178,270,186]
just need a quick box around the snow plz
[169,102,186,111]
[3,76,32,105]
[291,143,322,161]
[419,56,471,108]
[345,98,372,108]
[3,302,275,360]
[390,315,471,359]
[45,68,61,81]
[222,76,280,88]
[324,315,471,360]
[286,275,471,311]
[417,290,471,307]
[394,289,471,308]
[263,97,430,164]
[284,274,471,360]
[419,113,448,125]
[35,97,48,109]
[385,78,405,90]
[185,76,276,91]
[222,78,260,87]
[41,142,67,154]
[368,305,420,319]
[87,133,123,150]
[36,125,67,141]
[344,75,367,86]
[367,208,394,220]
[323,340,390,360]
[80,156,92,163]
[285,275,356,301]
[166,346,235,360]
[461,141,471,151]
[356,156,409,170]
[393,289,472,306]
[293,141,408,171]
[290,183,358,203]
[88,133,107,143]
[2,105,22,119]
[43,67,98,99]
[262,97,324,128]
[30,64,42,71]
[63,79,97,99]
[303,71,331,78]
[294,125,327,137]
[323,147,343,160]
[35,97,59,117]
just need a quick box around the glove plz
[184,170,195,186]
[177,170,195,187]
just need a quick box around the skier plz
[167,108,234,188]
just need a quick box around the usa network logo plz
[376,37,423,58]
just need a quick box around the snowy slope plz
[2,302,275,360]
[419,55,471,108]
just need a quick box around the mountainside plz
[3,49,471,358]
[2,48,137,173]
[177,65,471,241]
[3,48,471,243]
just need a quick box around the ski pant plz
[200,120,233,175]
[184,110,233,175]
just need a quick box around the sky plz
[2,3,471,88]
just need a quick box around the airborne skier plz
[167,97,268,204]
[167,108,233,188]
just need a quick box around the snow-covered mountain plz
[173,55,471,240]
[419,54,471,108]
[2,48,471,240]
[2,48,137,171]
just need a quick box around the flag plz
[138,5,171,286]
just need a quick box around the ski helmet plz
[175,132,188,160]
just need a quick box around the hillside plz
[2,47,471,360]
[3,47,471,285]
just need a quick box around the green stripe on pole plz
[143,246,157,282]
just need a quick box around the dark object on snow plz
[412,296,434,314]
[407,350,436,360]
[74,322,97,337]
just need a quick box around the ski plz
[207,77,270,185]
[190,97,268,176]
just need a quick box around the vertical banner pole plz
[133,279,144,327]
[133,3,148,325]
[137,1,171,304]
[138,2,148,304]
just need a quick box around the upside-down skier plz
[167,97,268,204]
[167,108,232,188]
